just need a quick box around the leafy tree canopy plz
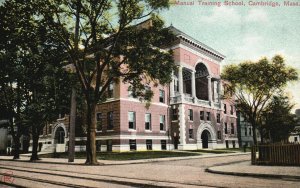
[262,94,298,143]
[222,55,298,144]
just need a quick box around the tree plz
[222,55,298,145]
[35,0,176,164]
[0,0,73,160]
[0,1,33,159]
[262,94,298,143]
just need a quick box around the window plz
[128,112,136,130]
[200,111,204,120]
[129,139,136,151]
[217,131,221,140]
[232,141,236,148]
[145,113,151,130]
[107,111,114,130]
[189,129,193,139]
[188,109,193,121]
[231,123,234,134]
[146,140,152,150]
[294,137,298,142]
[159,90,165,103]
[206,112,210,121]
[96,140,101,151]
[224,104,227,114]
[224,123,228,134]
[172,107,178,120]
[245,127,248,136]
[230,105,234,115]
[249,127,252,136]
[174,79,179,92]
[225,140,229,148]
[96,113,102,131]
[107,140,112,152]
[217,113,220,123]
[108,82,114,98]
[161,140,167,150]
[160,115,165,131]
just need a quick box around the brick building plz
[38,26,238,152]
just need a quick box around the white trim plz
[178,62,195,71]
[119,98,169,107]
[93,135,169,140]
[179,104,186,145]
[120,135,169,140]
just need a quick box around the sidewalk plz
[206,161,300,180]
[0,152,249,165]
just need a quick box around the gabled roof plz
[168,26,225,61]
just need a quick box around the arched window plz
[195,63,209,100]
[55,127,65,144]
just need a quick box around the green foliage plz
[0,0,74,159]
[262,94,298,143]
[222,55,298,144]
[32,0,176,164]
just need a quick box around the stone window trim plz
[145,113,152,131]
[159,89,165,103]
[128,111,136,130]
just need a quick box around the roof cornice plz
[168,26,225,61]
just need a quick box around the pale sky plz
[161,2,300,112]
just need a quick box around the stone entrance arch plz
[201,130,211,148]
[55,127,65,144]
[52,123,67,152]
[197,122,217,149]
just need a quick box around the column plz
[207,76,212,104]
[170,71,175,97]
[214,81,218,102]
[191,70,196,101]
[178,66,184,95]
[217,80,221,103]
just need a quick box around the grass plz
[39,151,201,161]
[185,149,235,154]
[185,147,252,154]
[216,147,252,152]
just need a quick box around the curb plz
[1,152,251,166]
[206,166,300,181]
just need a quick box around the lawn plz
[185,148,251,154]
[185,149,235,154]
[39,151,201,161]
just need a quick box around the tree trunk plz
[260,128,264,144]
[252,122,257,146]
[30,128,39,161]
[85,103,98,165]
[13,136,20,159]
[68,87,76,162]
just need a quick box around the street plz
[0,154,299,188]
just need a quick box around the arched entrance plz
[197,122,217,149]
[55,127,65,144]
[201,130,211,148]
